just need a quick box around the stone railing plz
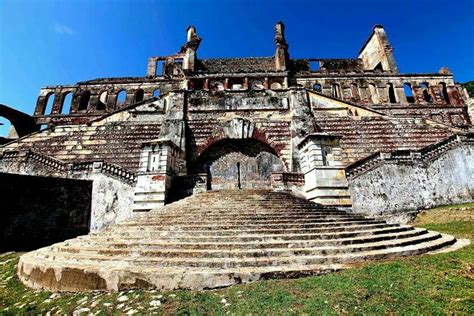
[346,133,473,179]
[1,150,20,160]
[0,150,137,184]
[271,172,305,189]
[26,150,68,171]
[97,161,137,184]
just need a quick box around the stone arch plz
[78,91,91,111]
[197,118,283,158]
[96,91,108,111]
[61,92,73,114]
[44,93,55,115]
[368,83,379,104]
[404,83,415,103]
[387,83,397,103]
[135,88,144,103]
[116,90,127,106]
[439,82,450,104]
[194,137,285,190]
[420,82,433,103]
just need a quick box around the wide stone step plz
[120,216,369,226]
[87,226,414,243]
[95,223,399,236]
[54,229,429,253]
[33,232,452,269]
[17,189,459,292]
[135,212,350,222]
[120,218,382,228]
[53,231,437,259]
[154,205,346,215]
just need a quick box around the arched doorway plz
[194,138,284,190]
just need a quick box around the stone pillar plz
[133,139,185,212]
[298,133,351,206]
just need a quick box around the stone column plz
[133,139,184,212]
[298,133,351,206]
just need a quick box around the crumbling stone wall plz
[349,144,474,223]
[0,157,135,231]
[0,172,92,251]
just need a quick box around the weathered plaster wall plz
[349,145,474,222]
[86,173,134,230]
[0,172,92,251]
[0,159,135,230]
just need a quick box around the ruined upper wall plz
[29,22,470,129]
[358,25,398,73]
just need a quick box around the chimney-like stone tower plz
[182,25,201,73]
[274,21,289,71]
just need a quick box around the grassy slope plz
[0,204,473,315]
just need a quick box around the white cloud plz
[54,23,74,35]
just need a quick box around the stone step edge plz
[90,226,414,241]
[58,228,427,249]
[53,229,430,255]
[38,231,442,263]
[18,234,456,292]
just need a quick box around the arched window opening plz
[313,83,322,92]
[97,91,107,111]
[135,89,144,103]
[368,84,379,104]
[331,84,341,98]
[156,60,165,76]
[44,93,55,115]
[153,88,160,97]
[270,82,282,90]
[61,92,73,114]
[439,82,450,104]
[78,91,90,111]
[387,83,397,103]
[404,83,415,103]
[116,90,127,106]
[251,80,264,90]
[420,83,432,103]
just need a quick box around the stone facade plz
[0,22,473,229]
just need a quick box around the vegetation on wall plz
[463,81,474,97]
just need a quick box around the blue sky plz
[0,0,473,130]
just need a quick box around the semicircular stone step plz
[17,189,457,292]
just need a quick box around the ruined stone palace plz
[1,23,473,291]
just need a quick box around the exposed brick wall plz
[313,112,452,165]
[371,105,471,127]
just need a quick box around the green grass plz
[1,204,473,315]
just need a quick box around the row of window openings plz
[312,82,451,104]
[42,89,161,115]
[207,80,283,91]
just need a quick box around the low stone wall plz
[0,172,92,251]
[349,144,474,222]
[0,154,135,230]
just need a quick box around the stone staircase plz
[18,189,456,292]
